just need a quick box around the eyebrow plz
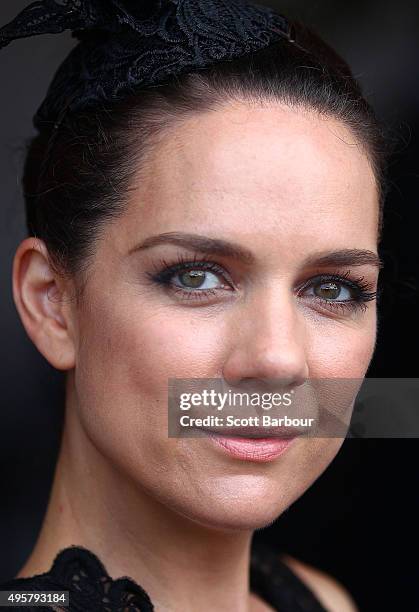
[129,232,384,269]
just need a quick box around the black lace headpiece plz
[0,0,295,131]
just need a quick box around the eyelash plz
[146,253,379,315]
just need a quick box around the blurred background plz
[0,1,418,610]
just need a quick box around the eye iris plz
[315,281,341,300]
[179,270,206,288]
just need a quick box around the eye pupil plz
[315,281,340,300]
[180,270,206,288]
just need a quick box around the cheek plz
[72,296,228,469]
[306,308,377,379]
[77,300,222,397]
[303,309,377,436]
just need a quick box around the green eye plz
[313,281,351,301]
[176,270,221,290]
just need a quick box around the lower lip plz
[205,432,296,462]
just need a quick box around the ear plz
[12,237,76,370]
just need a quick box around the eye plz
[146,255,234,302]
[310,280,352,301]
[298,272,378,315]
[173,269,222,291]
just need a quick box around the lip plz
[202,431,297,462]
[196,425,303,439]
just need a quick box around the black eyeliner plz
[146,255,378,313]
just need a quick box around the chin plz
[168,476,301,533]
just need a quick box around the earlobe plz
[12,237,76,371]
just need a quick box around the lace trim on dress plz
[1,542,328,611]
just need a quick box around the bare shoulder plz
[280,553,359,612]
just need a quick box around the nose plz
[222,285,309,390]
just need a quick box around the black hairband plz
[0,0,295,132]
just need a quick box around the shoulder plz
[280,553,359,612]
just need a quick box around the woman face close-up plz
[17,101,380,535]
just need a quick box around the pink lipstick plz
[205,432,296,462]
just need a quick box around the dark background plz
[0,1,418,610]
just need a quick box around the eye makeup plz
[145,251,379,315]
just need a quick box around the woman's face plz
[66,102,380,530]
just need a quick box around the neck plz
[16,387,271,612]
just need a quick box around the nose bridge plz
[223,282,309,386]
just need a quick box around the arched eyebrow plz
[129,232,384,269]
[302,249,384,270]
[129,232,255,263]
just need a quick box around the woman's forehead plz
[151,102,375,185]
[122,103,379,250]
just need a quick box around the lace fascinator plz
[0,0,295,130]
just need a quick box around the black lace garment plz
[0,541,328,611]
